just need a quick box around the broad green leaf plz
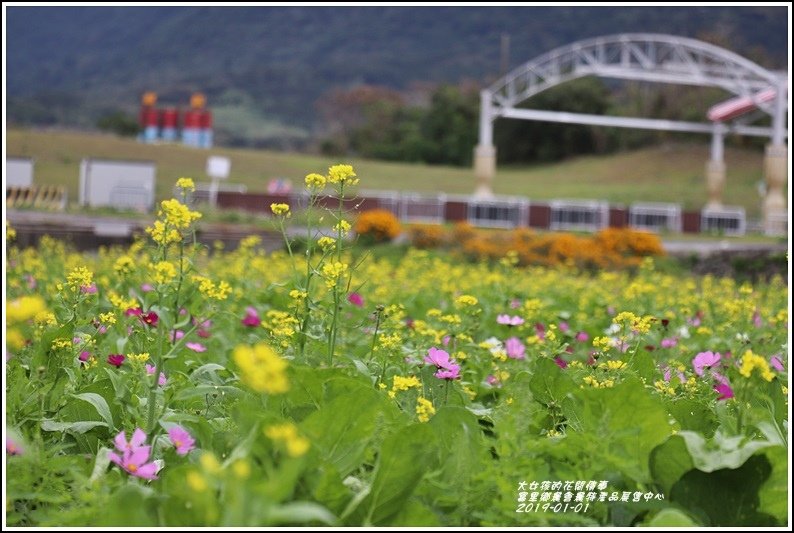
[89,447,112,482]
[41,420,107,433]
[72,392,114,429]
[528,357,575,406]
[563,377,671,482]
[669,453,778,526]
[643,508,700,526]
[267,502,337,526]
[664,398,718,436]
[428,406,488,485]
[173,384,243,401]
[353,423,438,526]
[300,384,385,476]
[757,445,788,523]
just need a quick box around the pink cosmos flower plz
[107,354,125,368]
[558,321,570,333]
[145,364,167,387]
[347,292,364,307]
[170,330,185,342]
[554,356,568,369]
[442,335,451,347]
[486,374,500,387]
[242,306,260,327]
[73,337,82,344]
[424,347,461,380]
[770,355,784,372]
[714,383,734,401]
[141,283,155,293]
[660,337,678,349]
[80,284,98,294]
[193,318,212,338]
[185,342,206,352]
[575,331,589,343]
[79,351,91,363]
[435,367,461,380]
[535,322,546,340]
[109,429,159,480]
[497,314,524,326]
[7,437,23,456]
[752,310,763,328]
[510,299,522,309]
[504,337,526,360]
[167,426,196,456]
[424,347,454,369]
[711,371,729,386]
[687,311,703,327]
[692,351,721,376]
[126,307,142,317]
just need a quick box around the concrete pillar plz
[704,124,726,210]
[473,144,496,199]
[705,160,726,210]
[763,144,787,235]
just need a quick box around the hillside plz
[6,6,787,143]
[6,129,772,217]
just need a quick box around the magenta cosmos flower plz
[242,306,261,327]
[7,437,23,456]
[109,429,159,480]
[167,426,196,456]
[347,292,364,307]
[424,347,461,380]
[497,314,524,326]
[125,308,159,327]
[504,337,526,360]
[692,351,721,376]
[714,383,734,401]
[107,354,125,368]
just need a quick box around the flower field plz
[4,168,790,527]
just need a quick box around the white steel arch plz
[479,33,787,146]
[473,33,788,234]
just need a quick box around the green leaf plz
[563,377,671,482]
[89,447,112,482]
[72,392,114,429]
[300,384,385,477]
[757,445,788,523]
[528,357,575,406]
[669,453,777,526]
[41,420,107,433]
[353,423,438,526]
[664,398,718,436]
[427,406,488,485]
[267,502,338,526]
[173,385,243,401]
[190,363,227,381]
[643,508,700,526]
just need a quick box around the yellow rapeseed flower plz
[233,342,289,394]
[305,173,327,190]
[416,396,436,423]
[739,349,775,382]
[264,423,310,457]
[270,203,290,217]
[175,177,196,192]
[327,164,358,186]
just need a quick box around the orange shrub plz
[354,209,402,243]
[410,224,446,249]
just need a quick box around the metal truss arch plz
[488,33,780,108]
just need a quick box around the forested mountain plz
[6,5,788,148]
